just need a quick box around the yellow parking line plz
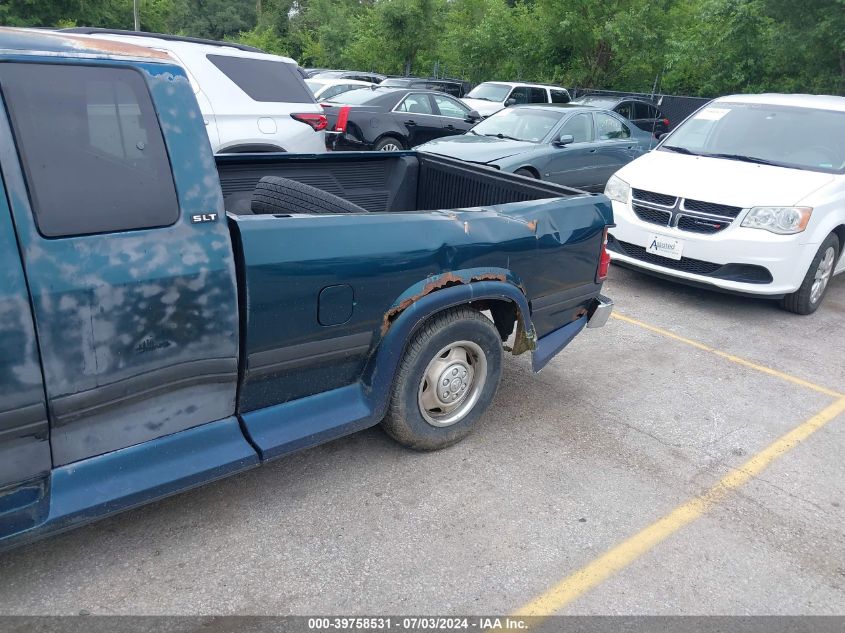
[514,396,845,618]
[611,312,844,399]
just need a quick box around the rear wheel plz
[780,233,839,314]
[514,168,538,179]
[374,136,404,151]
[382,307,503,450]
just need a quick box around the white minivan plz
[605,94,845,314]
[64,29,327,154]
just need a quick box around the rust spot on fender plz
[380,271,508,336]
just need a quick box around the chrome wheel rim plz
[810,246,835,304]
[379,142,400,151]
[417,341,487,427]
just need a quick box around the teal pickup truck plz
[0,29,613,550]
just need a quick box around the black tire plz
[780,233,840,315]
[251,176,367,215]
[373,136,405,151]
[382,307,503,451]
[514,168,538,179]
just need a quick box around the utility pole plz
[133,0,140,30]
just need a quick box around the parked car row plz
[59,30,843,313]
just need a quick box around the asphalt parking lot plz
[1,265,843,616]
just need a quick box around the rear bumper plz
[531,294,612,372]
[587,294,613,328]
[325,131,371,151]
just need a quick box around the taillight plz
[291,113,328,132]
[662,118,670,126]
[335,106,350,133]
[597,228,610,282]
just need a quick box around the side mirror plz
[505,98,517,106]
[554,134,575,147]
[466,110,481,122]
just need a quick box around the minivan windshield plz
[662,102,845,174]
[466,83,511,103]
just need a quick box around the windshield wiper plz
[484,133,522,141]
[468,129,481,136]
[703,152,780,166]
[661,145,699,155]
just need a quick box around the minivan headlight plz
[741,206,812,234]
[605,175,630,204]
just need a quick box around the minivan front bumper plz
[608,200,820,295]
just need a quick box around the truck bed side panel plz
[230,192,608,414]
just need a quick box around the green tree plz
[344,0,447,74]
[169,0,257,40]
[662,0,776,96]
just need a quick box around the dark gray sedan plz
[416,104,656,191]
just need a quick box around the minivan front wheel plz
[780,233,839,315]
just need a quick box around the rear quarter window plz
[634,101,657,119]
[0,63,179,238]
[206,54,314,103]
[550,89,570,104]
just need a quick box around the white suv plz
[462,82,571,118]
[605,93,845,314]
[64,29,327,154]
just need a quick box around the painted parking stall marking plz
[512,311,845,620]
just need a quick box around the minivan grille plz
[632,189,677,207]
[683,199,743,218]
[633,204,671,226]
[629,190,744,235]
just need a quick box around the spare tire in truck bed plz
[251,176,368,215]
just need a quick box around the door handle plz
[405,120,417,126]
[588,149,598,153]
[445,124,456,130]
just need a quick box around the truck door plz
[0,168,50,490]
[0,60,240,466]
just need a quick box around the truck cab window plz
[0,63,178,237]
